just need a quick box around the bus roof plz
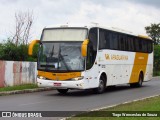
[45,24,152,41]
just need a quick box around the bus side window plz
[125,36,134,52]
[139,39,143,52]
[134,38,139,52]
[119,34,126,51]
[148,41,153,53]
[86,42,93,69]
[125,36,129,51]
[89,28,97,51]
[99,29,106,49]
[87,28,98,70]
[142,40,147,53]
[105,31,110,49]
[114,33,118,50]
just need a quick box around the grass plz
[69,96,160,120]
[0,84,38,92]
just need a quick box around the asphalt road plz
[0,77,160,119]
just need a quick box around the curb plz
[0,87,55,96]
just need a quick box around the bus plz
[28,25,153,94]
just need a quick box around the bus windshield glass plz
[41,28,88,41]
[38,42,84,72]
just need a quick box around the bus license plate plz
[54,83,61,86]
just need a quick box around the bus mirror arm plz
[81,39,89,57]
[28,40,40,56]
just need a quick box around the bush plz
[0,40,38,62]
[154,45,160,76]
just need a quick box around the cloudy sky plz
[0,0,160,43]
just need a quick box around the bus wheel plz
[136,73,143,87]
[93,77,106,94]
[57,89,68,94]
[130,73,143,88]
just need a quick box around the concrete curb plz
[0,87,55,96]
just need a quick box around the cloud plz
[0,0,160,42]
[68,0,160,34]
[129,0,160,9]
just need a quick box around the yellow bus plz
[29,25,153,94]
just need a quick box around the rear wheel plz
[93,76,106,94]
[130,73,143,88]
[57,89,68,94]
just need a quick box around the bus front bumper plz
[37,78,87,89]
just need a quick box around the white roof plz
[45,23,150,39]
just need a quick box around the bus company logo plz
[105,54,110,60]
[105,54,128,61]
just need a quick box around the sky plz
[0,0,160,43]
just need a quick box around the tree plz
[145,23,160,45]
[12,11,34,45]
[154,45,160,76]
[0,11,38,62]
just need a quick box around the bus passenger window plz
[89,28,97,51]
[99,29,107,49]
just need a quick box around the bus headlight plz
[71,76,84,81]
[37,76,46,79]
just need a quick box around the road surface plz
[0,77,160,119]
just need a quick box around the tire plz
[93,76,106,94]
[130,73,143,88]
[57,89,68,94]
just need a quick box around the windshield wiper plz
[58,46,70,71]
[49,45,54,57]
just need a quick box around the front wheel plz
[93,77,106,94]
[57,89,68,94]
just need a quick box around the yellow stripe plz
[38,71,81,81]
[138,35,151,39]
[129,53,148,83]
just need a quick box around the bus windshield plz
[42,28,88,41]
[38,42,84,72]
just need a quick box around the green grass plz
[0,84,38,92]
[69,96,160,120]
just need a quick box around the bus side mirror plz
[28,40,40,56]
[81,39,89,57]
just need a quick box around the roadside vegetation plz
[153,45,160,76]
[69,96,160,120]
[0,11,38,62]
[0,39,38,61]
[146,23,160,76]
[0,84,38,92]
